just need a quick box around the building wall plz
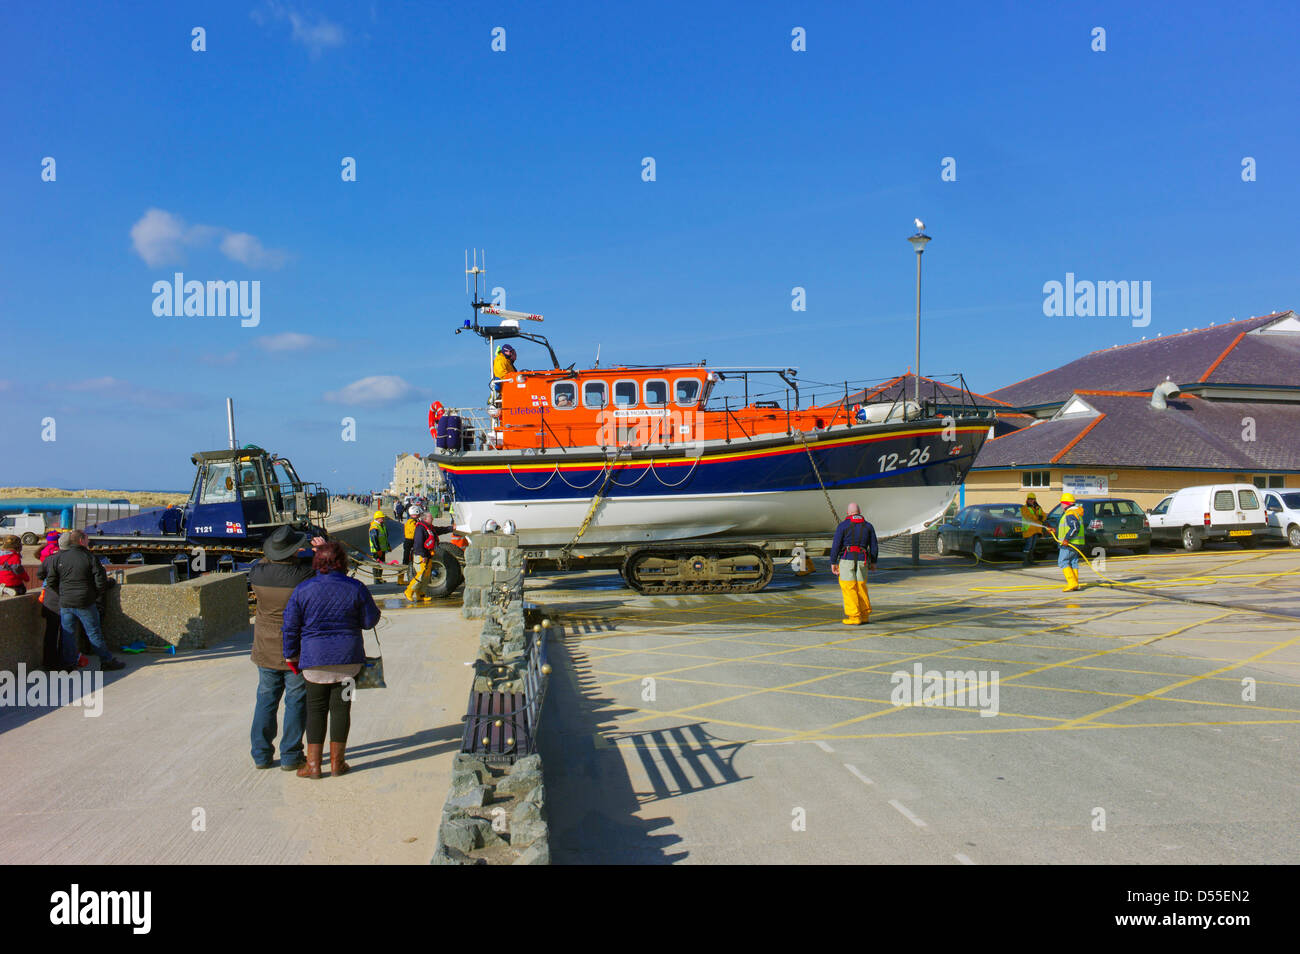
[965,467,1296,509]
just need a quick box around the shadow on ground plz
[539,611,689,864]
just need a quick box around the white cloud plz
[221,232,290,269]
[323,375,423,407]
[254,3,345,58]
[129,208,289,270]
[255,332,332,352]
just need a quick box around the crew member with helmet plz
[1019,493,1048,567]
[402,506,420,569]
[403,510,455,604]
[491,344,517,405]
[1055,492,1085,592]
[367,510,390,584]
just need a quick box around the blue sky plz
[2,1,1297,491]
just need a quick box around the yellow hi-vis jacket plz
[1020,503,1047,537]
[404,518,418,540]
[493,352,516,378]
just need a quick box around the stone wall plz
[432,531,551,865]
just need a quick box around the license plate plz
[1229,530,1252,537]
[1117,533,1137,540]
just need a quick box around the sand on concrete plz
[0,588,479,864]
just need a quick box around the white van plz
[1147,483,1268,550]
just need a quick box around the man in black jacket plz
[45,530,125,671]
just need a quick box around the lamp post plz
[907,222,931,568]
[907,223,931,408]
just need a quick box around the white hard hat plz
[408,505,422,516]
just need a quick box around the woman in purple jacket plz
[282,541,381,779]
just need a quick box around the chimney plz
[1150,380,1181,410]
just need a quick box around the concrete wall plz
[0,594,43,673]
[104,572,250,650]
[964,467,1293,510]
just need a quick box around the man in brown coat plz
[247,526,322,770]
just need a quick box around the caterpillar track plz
[621,544,774,595]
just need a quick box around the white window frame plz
[582,379,608,410]
[674,377,702,408]
[1021,470,1050,488]
[551,381,577,410]
[644,378,669,407]
[613,379,639,408]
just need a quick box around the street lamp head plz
[908,227,931,253]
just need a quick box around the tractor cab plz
[184,446,330,539]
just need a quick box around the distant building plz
[388,452,445,497]
[966,311,1300,507]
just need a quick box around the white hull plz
[454,483,958,548]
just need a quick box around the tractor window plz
[1213,490,1235,511]
[644,379,668,406]
[675,378,701,407]
[552,381,577,409]
[583,380,608,410]
[237,461,263,499]
[200,462,238,504]
[614,380,638,407]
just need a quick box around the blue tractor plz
[84,445,330,565]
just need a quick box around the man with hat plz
[247,525,324,771]
[1019,492,1048,567]
[1055,493,1085,592]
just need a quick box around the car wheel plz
[973,539,985,563]
[935,534,948,556]
[1181,527,1202,552]
[20,532,38,546]
[1289,525,1300,549]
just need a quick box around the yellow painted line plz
[1059,630,1300,728]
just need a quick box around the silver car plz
[1262,490,1300,548]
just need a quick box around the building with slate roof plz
[963,311,1300,508]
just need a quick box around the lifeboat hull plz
[440,418,989,547]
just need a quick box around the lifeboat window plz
[613,380,638,407]
[674,378,701,407]
[583,380,608,409]
[552,381,577,409]
[644,379,668,406]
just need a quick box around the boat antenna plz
[226,397,237,450]
[465,248,487,328]
[594,343,601,369]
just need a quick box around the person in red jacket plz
[0,535,30,595]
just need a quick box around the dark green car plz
[1043,497,1151,554]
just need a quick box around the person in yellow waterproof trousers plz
[1056,492,1085,592]
[403,512,453,603]
[830,503,879,624]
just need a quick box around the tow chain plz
[559,446,628,567]
[798,431,839,523]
